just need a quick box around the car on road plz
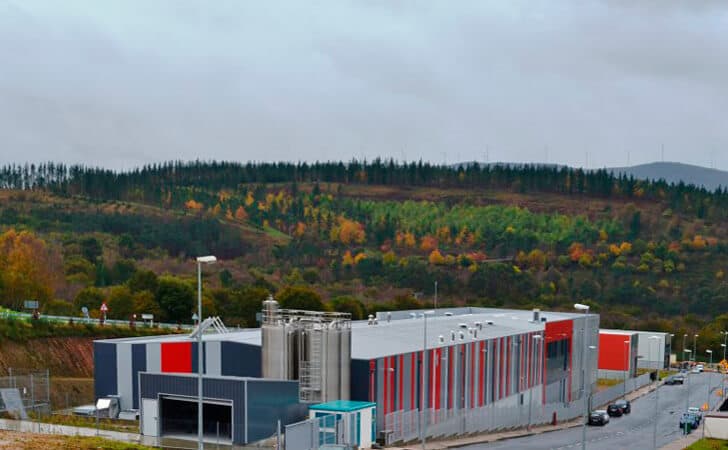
[691,366,701,373]
[607,403,623,417]
[665,374,686,385]
[589,410,610,426]
[687,407,702,423]
[613,399,631,414]
[679,412,699,431]
[696,364,704,372]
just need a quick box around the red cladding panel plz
[160,342,192,373]
[599,333,631,370]
[545,319,574,343]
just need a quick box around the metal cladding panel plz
[221,342,261,377]
[131,344,147,409]
[246,379,307,443]
[350,359,370,402]
[598,333,631,370]
[116,343,133,410]
[139,373,247,444]
[160,342,192,373]
[146,343,161,373]
[94,342,117,400]
[206,341,222,376]
[191,341,205,374]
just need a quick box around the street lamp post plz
[527,334,543,431]
[684,349,692,411]
[195,255,216,450]
[649,336,660,450]
[669,334,674,369]
[693,334,699,363]
[683,334,688,366]
[573,303,591,450]
[623,340,630,399]
[721,331,727,364]
[420,310,434,450]
[703,349,714,439]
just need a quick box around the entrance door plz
[142,399,158,436]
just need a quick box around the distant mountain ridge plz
[455,161,728,192]
[607,162,728,191]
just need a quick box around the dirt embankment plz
[0,337,94,378]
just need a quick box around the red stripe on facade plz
[399,354,404,411]
[411,353,416,410]
[390,356,396,412]
[448,346,453,409]
[383,358,388,415]
[479,341,485,406]
[506,337,511,396]
[160,342,192,373]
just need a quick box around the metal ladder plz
[299,327,323,403]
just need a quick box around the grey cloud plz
[0,0,726,170]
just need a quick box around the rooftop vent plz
[451,331,456,341]
[445,312,453,317]
[439,335,445,344]
[387,312,392,323]
[459,331,465,340]
[485,320,494,326]
[458,323,468,329]
[474,321,483,330]
[541,317,547,323]
[532,309,541,322]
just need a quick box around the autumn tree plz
[0,229,59,309]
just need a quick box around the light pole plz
[196,255,216,450]
[683,334,688,366]
[574,303,590,450]
[703,349,714,439]
[707,349,713,368]
[623,340,630,399]
[527,334,543,431]
[420,310,434,450]
[721,331,727,364]
[684,349,692,411]
[649,336,660,450]
[669,334,674,368]
[693,334,699,363]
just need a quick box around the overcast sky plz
[1,0,727,170]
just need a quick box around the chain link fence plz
[0,369,51,416]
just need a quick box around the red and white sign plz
[100,303,108,312]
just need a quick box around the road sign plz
[100,303,108,312]
[23,300,39,310]
[141,314,154,320]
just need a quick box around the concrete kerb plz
[387,381,661,450]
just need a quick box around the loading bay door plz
[159,396,233,443]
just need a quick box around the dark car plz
[614,399,631,414]
[679,413,699,431]
[607,403,624,417]
[589,410,609,426]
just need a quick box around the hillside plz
[0,161,726,356]
[608,162,728,191]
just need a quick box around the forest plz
[0,160,726,359]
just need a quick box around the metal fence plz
[0,369,50,415]
[383,373,654,445]
[383,399,583,445]
[285,414,356,450]
[591,372,652,408]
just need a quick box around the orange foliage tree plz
[0,229,59,308]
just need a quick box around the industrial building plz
[599,329,672,371]
[597,330,638,379]
[94,304,599,445]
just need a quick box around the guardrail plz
[0,310,194,331]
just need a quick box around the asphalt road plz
[459,372,726,450]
